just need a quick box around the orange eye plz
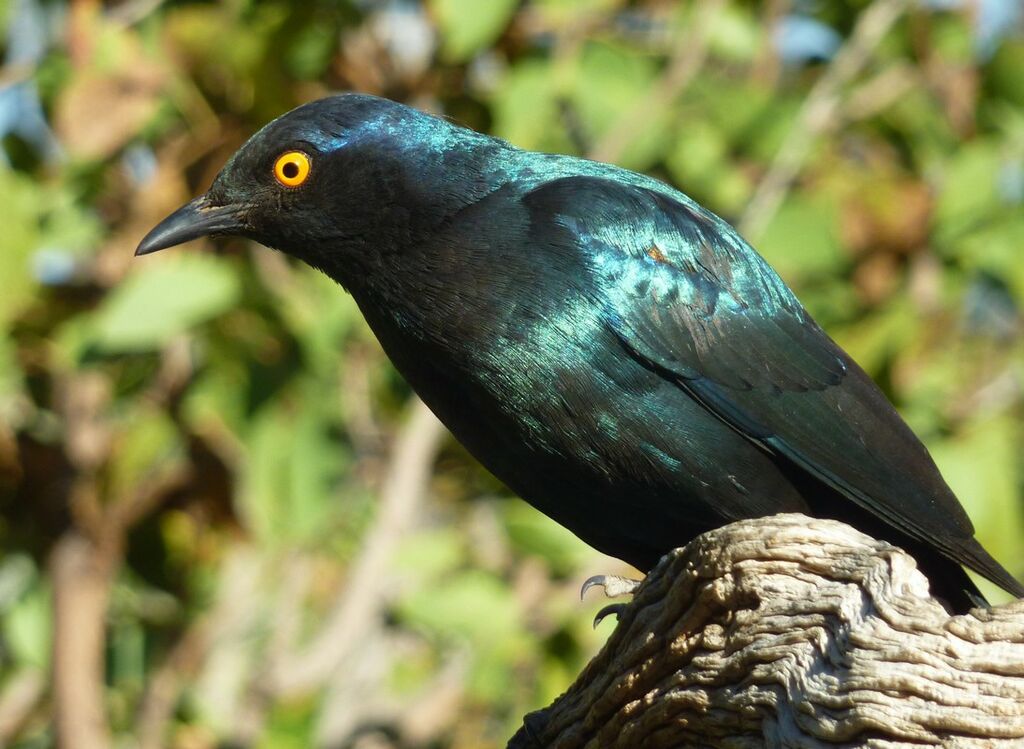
[273,151,311,187]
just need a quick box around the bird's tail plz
[953,537,1024,601]
[916,554,988,613]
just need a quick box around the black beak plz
[135,196,249,256]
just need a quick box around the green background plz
[1,0,1023,746]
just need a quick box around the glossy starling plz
[137,95,1024,612]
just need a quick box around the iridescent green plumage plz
[137,94,1023,612]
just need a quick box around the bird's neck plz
[321,136,519,286]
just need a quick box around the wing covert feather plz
[523,176,975,549]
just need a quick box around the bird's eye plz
[273,151,311,188]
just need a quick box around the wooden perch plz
[508,514,1024,748]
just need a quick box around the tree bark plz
[51,529,119,749]
[508,514,1024,748]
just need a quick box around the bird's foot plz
[579,574,641,600]
[591,603,629,629]
[580,574,642,628]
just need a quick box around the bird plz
[137,93,1023,613]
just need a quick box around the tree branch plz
[509,514,1024,748]
[269,396,445,694]
[50,527,118,749]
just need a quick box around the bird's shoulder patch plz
[522,175,846,393]
[646,244,670,266]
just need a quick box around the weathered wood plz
[508,514,1024,748]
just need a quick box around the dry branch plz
[508,514,1024,748]
[270,396,445,695]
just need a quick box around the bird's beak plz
[135,195,249,256]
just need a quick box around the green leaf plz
[492,60,570,153]
[948,214,1024,301]
[0,169,98,326]
[831,299,919,377]
[666,120,753,214]
[287,396,345,541]
[988,40,1024,107]
[4,582,51,670]
[0,555,36,613]
[532,0,618,27]
[166,4,282,82]
[91,254,241,351]
[107,407,185,500]
[707,3,761,62]
[503,502,592,577]
[0,171,42,326]
[694,77,799,162]
[397,569,519,646]
[931,14,973,65]
[109,615,146,690]
[432,0,517,62]
[757,194,845,282]
[0,335,23,411]
[883,86,958,161]
[396,568,534,701]
[934,141,1002,242]
[0,0,11,35]
[258,699,315,749]
[570,42,667,169]
[667,121,729,185]
[238,391,346,546]
[285,23,336,80]
[392,527,467,581]
[928,416,1024,603]
[272,264,365,375]
[180,354,251,443]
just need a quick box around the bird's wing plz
[522,175,982,560]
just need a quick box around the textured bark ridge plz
[508,514,1024,748]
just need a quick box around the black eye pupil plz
[282,161,300,179]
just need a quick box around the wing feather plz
[524,176,979,553]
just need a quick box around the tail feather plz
[955,537,1024,600]
[911,548,989,614]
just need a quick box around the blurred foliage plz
[0,0,1023,747]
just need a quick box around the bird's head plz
[136,94,501,279]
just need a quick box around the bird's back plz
[353,144,1022,610]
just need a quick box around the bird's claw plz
[579,574,641,600]
[583,574,642,628]
[593,603,628,629]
